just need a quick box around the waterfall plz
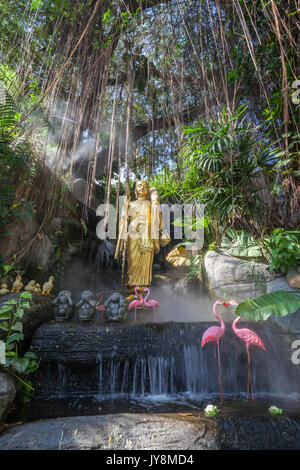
[31,322,300,401]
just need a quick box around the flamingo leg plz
[247,365,250,401]
[213,342,217,364]
[246,345,254,401]
[249,367,254,401]
[153,307,157,323]
[134,307,137,323]
[216,341,223,403]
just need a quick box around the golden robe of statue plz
[115,180,169,288]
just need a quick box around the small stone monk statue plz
[75,290,97,322]
[104,293,124,322]
[53,290,74,322]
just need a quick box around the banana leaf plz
[235,290,300,321]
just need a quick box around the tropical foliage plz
[235,290,300,322]
[261,228,300,274]
[0,0,299,283]
[0,65,43,237]
[221,229,263,259]
[0,291,38,396]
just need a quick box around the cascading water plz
[31,321,300,402]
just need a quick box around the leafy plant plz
[189,254,202,280]
[0,65,40,234]
[0,263,24,283]
[235,290,300,322]
[172,215,217,252]
[260,228,300,274]
[177,105,277,228]
[0,291,38,395]
[221,228,263,259]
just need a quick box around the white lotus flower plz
[268,405,282,415]
[204,404,220,416]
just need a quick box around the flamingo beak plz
[222,301,230,307]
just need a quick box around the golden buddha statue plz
[115,180,170,289]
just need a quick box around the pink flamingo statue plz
[128,286,144,323]
[231,300,266,401]
[96,293,105,322]
[143,287,160,322]
[201,300,231,402]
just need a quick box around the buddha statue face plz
[135,180,150,199]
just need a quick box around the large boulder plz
[0,217,39,264]
[203,249,272,304]
[72,178,99,211]
[266,276,298,294]
[0,373,16,423]
[24,233,54,270]
[0,414,219,450]
[286,267,300,291]
[0,217,54,269]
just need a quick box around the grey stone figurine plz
[104,293,124,322]
[52,290,74,322]
[75,290,97,322]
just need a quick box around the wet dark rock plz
[1,411,300,450]
[216,415,300,450]
[0,373,16,422]
[0,413,219,450]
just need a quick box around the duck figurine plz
[42,276,54,295]
[25,280,37,292]
[11,275,23,293]
[0,284,10,296]
[33,283,41,293]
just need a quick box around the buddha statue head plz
[134,180,150,199]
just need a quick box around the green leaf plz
[20,301,30,310]
[11,322,23,332]
[2,300,17,306]
[6,332,24,344]
[19,291,32,299]
[15,308,24,318]
[236,290,300,321]
[5,351,17,357]
[23,351,37,360]
[0,321,9,331]
[0,305,14,315]
[221,229,262,258]
[31,0,43,9]
[9,357,30,374]
[0,313,11,320]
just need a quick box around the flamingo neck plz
[135,286,143,302]
[232,316,241,333]
[144,287,150,303]
[213,301,225,330]
[97,293,103,303]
